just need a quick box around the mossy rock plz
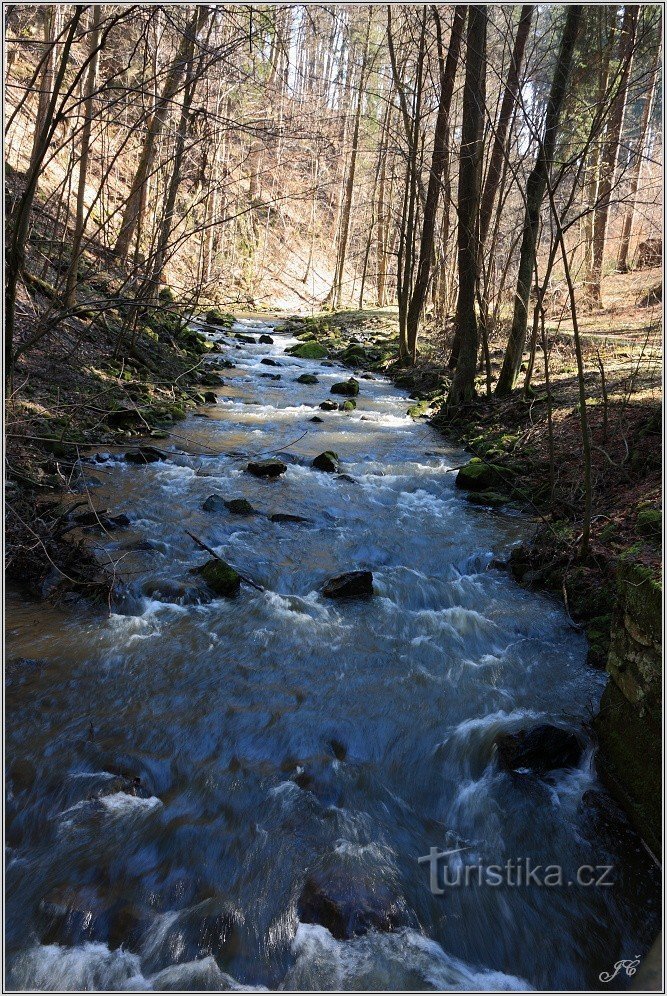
[295,331,317,342]
[407,400,430,419]
[205,308,235,328]
[330,378,359,397]
[340,400,356,412]
[637,508,661,540]
[312,451,339,473]
[296,373,319,384]
[158,285,175,304]
[466,491,507,508]
[286,342,328,359]
[455,458,503,492]
[198,559,241,596]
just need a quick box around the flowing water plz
[6,318,660,991]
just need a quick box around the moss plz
[636,508,661,540]
[158,285,175,303]
[286,341,328,359]
[616,558,662,640]
[205,308,235,328]
[455,458,505,492]
[341,400,356,411]
[407,400,430,419]
[466,490,507,508]
[198,558,241,596]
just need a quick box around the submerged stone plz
[297,871,405,940]
[312,451,339,473]
[269,513,311,523]
[247,459,287,478]
[322,570,373,599]
[494,725,584,774]
[124,446,167,464]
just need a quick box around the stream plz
[6,317,660,991]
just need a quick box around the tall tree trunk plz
[114,6,207,260]
[478,4,534,247]
[5,9,83,378]
[330,12,371,309]
[617,29,660,273]
[30,6,61,172]
[588,5,638,305]
[447,5,487,406]
[582,8,616,287]
[495,5,582,396]
[405,5,466,361]
[65,5,102,308]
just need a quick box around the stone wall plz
[594,560,662,855]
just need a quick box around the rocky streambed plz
[5,317,660,990]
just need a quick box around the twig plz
[185,530,265,591]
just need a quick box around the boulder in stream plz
[200,372,225,386]
[247,459,287,478]
[124,446,167,464]
[259,334,274,344]
[286,341,327,359]
[259,372,281,380]
[494,724,584,774]
[322,570,373,599]
[455,458,503,491]
[312,451,339,473]
[203,391,218,404]
[297,871,406,940]
[197,559,241,597]
[296,373,319,384]
[339,400,356,411]
[319,400,338,411]
[236,334,257,344]
[269,513,311,523]
[330,377,359,397]
[309,415,324,423]
[261,357,281,367]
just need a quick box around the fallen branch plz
[185,530,265,592]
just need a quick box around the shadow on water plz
[5,317,660,991]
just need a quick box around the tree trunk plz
[65,5,102,308]
[330,12,371,309]
[114,6,207,260]
[588,5,638,305]
[495,5,582,396]
[617,29,660,273]
[447,5,487,406]
[405,5,466,360]
[478,4,534,247]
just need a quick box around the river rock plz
[494,724,584,774]
[319,400,338,411]
[200,372,225,386]
[143,579,211,606]
[455,458,503,491]
[312,451,339,473]
[9,757,36,791]
[296,373,319,384]
[197,559,241,596]
[124,446,167,464]
[322,570,373,599]
[297,871,405,940]
[236,334,256,344]
[259,334,274,344]
[203,391,217,404]
[286,341,327,359]
[330,377,359,397]
[269,513,311,523]
[259,372,281,380]
[261,357,281,366]
[247,459,287,478]
[309,415,324,423]
[339,400,356,411]
[225,498,256,515]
